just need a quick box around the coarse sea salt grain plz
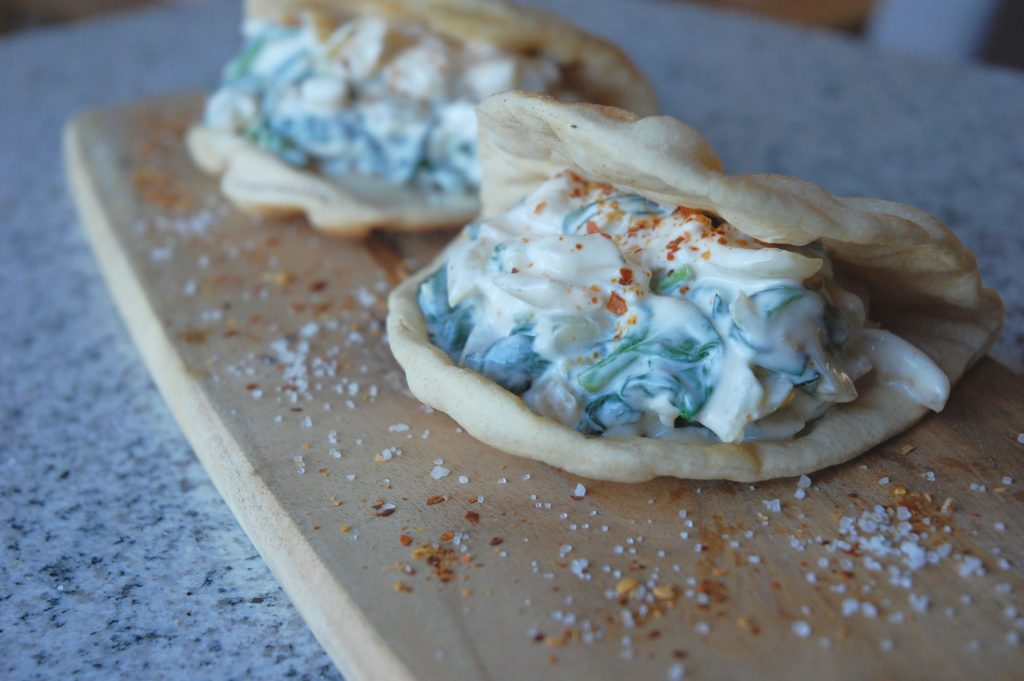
[458,475,469,485]
[667,663,686,680]
[792,621,812,638]
[378,447,399,461]
[574,483,587,498]
[959,556,985,578]
[569,558,590,579]
[430,465,450,480]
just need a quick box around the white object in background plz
[868,0,1002,61]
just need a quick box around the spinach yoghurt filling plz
[418,171,950,443]
[203,11,562,194]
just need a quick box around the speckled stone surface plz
[1,0,1021,678]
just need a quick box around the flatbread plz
[188,0,659,236]
[386,92,1003,482]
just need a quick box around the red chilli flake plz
[465,511,481,524]
[618,268,634,286]
[606,292,628,316]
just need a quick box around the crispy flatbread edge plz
[187,126,478,236]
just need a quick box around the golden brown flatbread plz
[386,92,1003,482]
[188,0,659,236]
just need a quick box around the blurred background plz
[1,0,1021,70]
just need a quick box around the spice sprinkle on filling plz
[419,171,950,443]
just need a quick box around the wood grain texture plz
[65,94,1024,681]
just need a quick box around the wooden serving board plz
[66,95,1024,681]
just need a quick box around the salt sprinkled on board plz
[430,465,450,480]
[791,620,812,638]
[570,558,591,580]
[958,555,985,577]
[667,663,686,680]
[458,475,469,485]
[377,447,400,461]
[762,499,781,513]
[573,483,587,499]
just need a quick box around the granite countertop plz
[1,0,1022,678]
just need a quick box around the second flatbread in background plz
[188,0,659,236]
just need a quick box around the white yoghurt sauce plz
[419,171,949,443]
[204,12,561,193]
